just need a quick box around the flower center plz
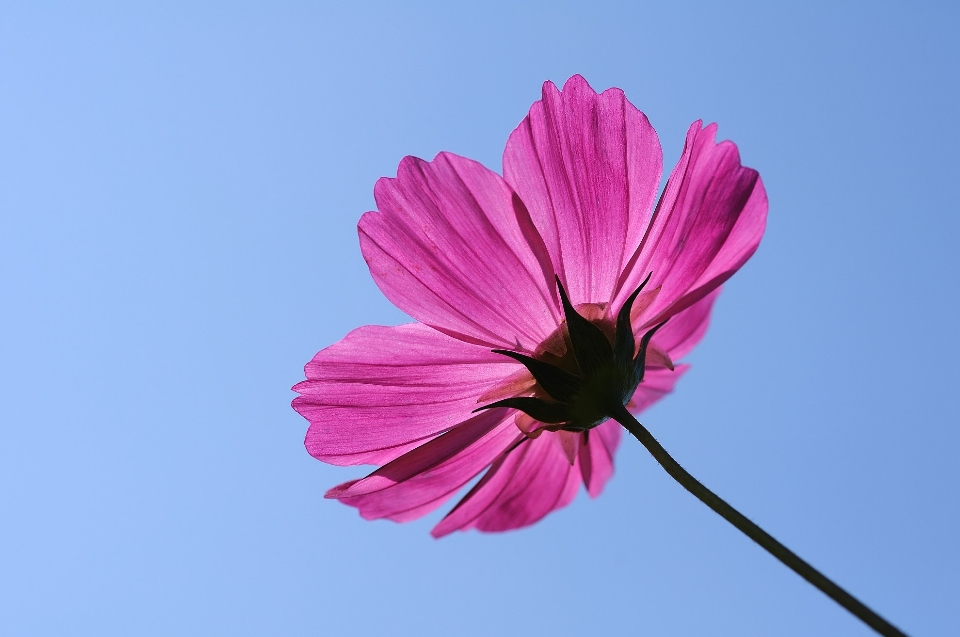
[476,274,666,435]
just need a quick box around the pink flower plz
[293,75,767,537]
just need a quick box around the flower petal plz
[431,432,582,537]
[328,410,521,523]
[649,287,720,361]
[359,152,559,351]
[614,121,767,326]
[293,323,515,466]
[579,420,622,498]
[555,430,581,465]
[503,75,664,307]
[628,365,690,414]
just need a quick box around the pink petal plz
[614,121,767,326]
[328,410,521,523]
[579,420,622,497]
[503,75,664,307]
[555,430,580,465]
[648,287,720,361]
[431,431,582,537]
[628,365,690,414]
[644,343,675,370]
[359,152,559,351]
[292,323,516,466]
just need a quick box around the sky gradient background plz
[2,2,958,635]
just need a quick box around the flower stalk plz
[608,404,908,637]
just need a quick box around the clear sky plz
[1,2,958,635]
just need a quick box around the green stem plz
[609,404,908,637]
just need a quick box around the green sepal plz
[555,276,615,376]
[614,272,652,368]
[474,396,570,424]
[491,349,582,402]
[632,320,669,385]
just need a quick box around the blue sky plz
[1,2,958,635]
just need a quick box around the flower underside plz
[476,273,666,434]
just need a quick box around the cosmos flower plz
[293,75,767,537]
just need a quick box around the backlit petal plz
[431,431,582,537]
[504,75,663,307]
[579,420,622,497]
[359,152,559,351]
[614,121,767,325]
[293,323,516,466]
[648,287,720,361]
[628,365,690,414]
[328,410,520,522]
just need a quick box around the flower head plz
[293,75,767,537]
